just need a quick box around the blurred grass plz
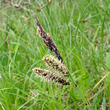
[0,0,110,109]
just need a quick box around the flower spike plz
[42,55,68,77]
[32,67,69,85]
[35,17,63,63]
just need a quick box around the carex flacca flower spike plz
[35,17,63,63]
[42,55,68,77]
[32,67,69,85]
[33,16,70,85]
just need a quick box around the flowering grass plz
[0,0,110,109]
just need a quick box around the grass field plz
[0,0,110,109]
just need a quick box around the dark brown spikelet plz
[32,68,70,85]
[35,17,63,63]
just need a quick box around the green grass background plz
[0,0,110,109]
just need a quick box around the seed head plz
[42,55,68,76]
[32,67,69,85]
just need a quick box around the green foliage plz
[0,0,110,109]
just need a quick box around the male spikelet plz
[32,68,69,85]
[35,17,63,63]
[42,55,68,77]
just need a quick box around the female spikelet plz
[42,55,68,77]
[32,67,69,85]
